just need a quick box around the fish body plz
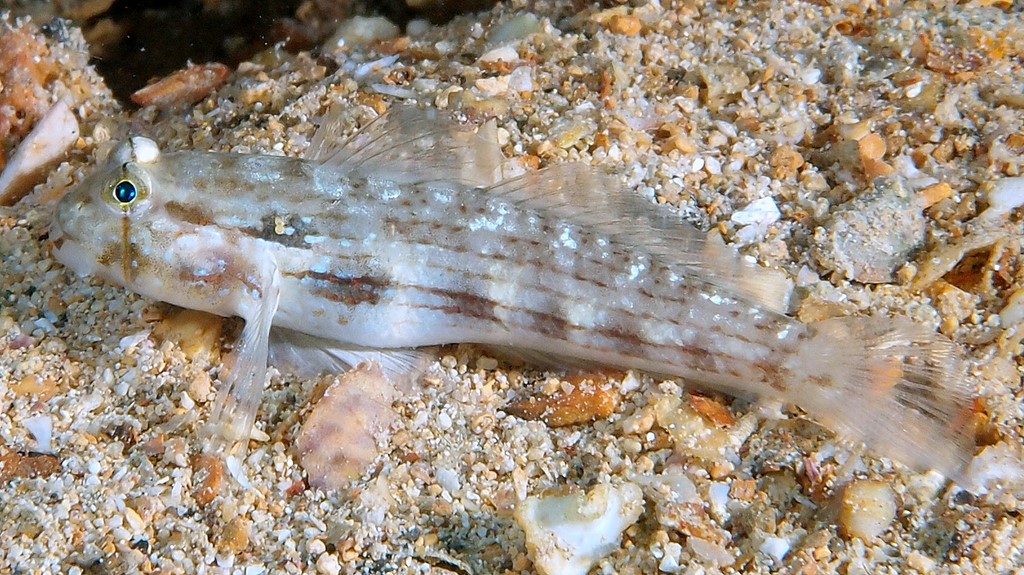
[52,106,974,474]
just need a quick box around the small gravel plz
[2,2,1024,574]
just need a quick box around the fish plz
[51,105,975,475]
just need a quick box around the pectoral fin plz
[207,260,282,448]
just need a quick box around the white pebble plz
[934,92,962,127]
[732,197,781,227]
[475,75,510,96]
[960,442,1024,496]
[349,54,400,82]
[487,13,541,44]
[32,317,56,334]
[760,536,790,563]
[619,371,640,393]
[479,45,519,63]
[907,550,938,572]
[118,331,150,352]
[732,197,781,245]
[437,411,453,430]
[796,265,820,287]
[406,19,430,36]
[306,539,326,556]
[708,481,731,510]
[657,541,683,572]
[476,356,498,370]
[436,467,461,492]
[999,287,1024,327]
[315,552,341,575]
[688,536,734,566]
[703,156,721,175]
[839,480,897,540]
[985,177,1024,218]
[80,392,105,413]
[371,83,417,99]
[435,40,456,55]
[124,507,145,532]
[903,78,924,98]
[508,67,534,93]
[647,468,699,504]
[326,16,399,49]
[515,483,644,575]
[801,67,822,84]
[23,415,53,453]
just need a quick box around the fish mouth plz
[49,223,102,278]
[47,217,67,264]
[49,217,64,245]
[50,200,99,278]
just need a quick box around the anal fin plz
[269,327,435,392]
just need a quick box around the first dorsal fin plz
[486,163,793,313]
[307,104,503,188]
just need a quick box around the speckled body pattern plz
[51,107,974,474]
[57,149,815,392]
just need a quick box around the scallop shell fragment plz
[296,362,400,490]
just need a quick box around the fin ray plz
[269,327,433,391]
[486,163,792,312]
[805,317,974,476]
[307,104,503,187]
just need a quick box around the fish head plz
[52,137,164,287]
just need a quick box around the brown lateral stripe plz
[165,201,214,227]
[288,270,389,305]
[418,287,501,324]
[420,286,577,340]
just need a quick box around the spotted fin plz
[485,162,793,313]
[799,317,975,477]
[206,250,281,448]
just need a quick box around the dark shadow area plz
[4,0,502,105]
[88,0,300,103]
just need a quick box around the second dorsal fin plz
[485,163,793,313]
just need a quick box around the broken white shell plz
[514,483,644,575]
[0,98,79,206]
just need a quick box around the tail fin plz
[800,317,975,477]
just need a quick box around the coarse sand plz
[2,1,1024,574]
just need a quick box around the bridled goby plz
[51,105,974,475]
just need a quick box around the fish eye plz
[112,180,138,205]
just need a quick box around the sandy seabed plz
[2,1,1024,574]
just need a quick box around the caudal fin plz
[801,317,975,477]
